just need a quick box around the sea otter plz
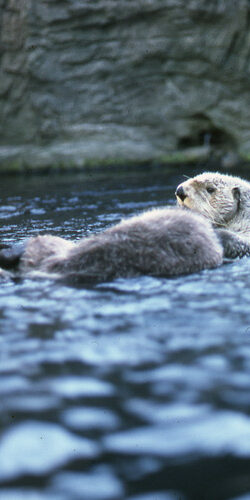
[176,172,250,258]
[0,208,223,283]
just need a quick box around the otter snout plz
[175,185,187,202]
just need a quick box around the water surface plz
[0,166,250,500]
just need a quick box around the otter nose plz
[176,185,187,202]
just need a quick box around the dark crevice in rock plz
[178,114,235,153]
[178,129,234,151]
[221,32,241,67]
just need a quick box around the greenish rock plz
[1,0,250,170]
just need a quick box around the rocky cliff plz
[1,0,250,170]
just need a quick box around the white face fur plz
[175,173,241,226]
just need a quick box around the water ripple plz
[0,169,250,499]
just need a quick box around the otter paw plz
[215,229,250,259]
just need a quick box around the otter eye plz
[206,186,216,194]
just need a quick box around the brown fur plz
[176,172,250,258]
[20,208,223,283]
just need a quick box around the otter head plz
[175,172,242,227]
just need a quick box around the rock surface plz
[1,0,250,170]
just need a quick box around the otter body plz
[176,172,250,259]
[17,208,222,283]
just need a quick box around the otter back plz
[20,208,223,283]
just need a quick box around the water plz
[0,166,250,500]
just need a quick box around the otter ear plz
[232,187,240,201]
[232,187,241,210]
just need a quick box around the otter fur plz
[176,172,250,259]
[16,208,223,283]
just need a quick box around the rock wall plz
[1,0,250,170]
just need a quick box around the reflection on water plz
[0,166,250,500]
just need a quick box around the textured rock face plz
[1,0,250,169]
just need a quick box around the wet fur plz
[19,208,223,283]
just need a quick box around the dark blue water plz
[0,167,250,500]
